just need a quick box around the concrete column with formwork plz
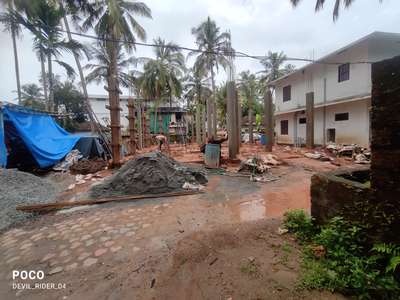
[201,104,207,144]
[236,89,242,150]
[227,81,238,159]
[137,102,143,150]
[127,99,136,155]
[306,92,315,149]
[106,93,122,167]
[146,111,151,146]
[264,89,274,152]
[196,100,201,144]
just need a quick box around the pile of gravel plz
[90,151,207,198]
[0,169,58,230]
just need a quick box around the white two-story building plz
[271,31,400,148]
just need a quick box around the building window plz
[335,112,349,121]
[283,85,291,102]
[338,63,350,82]
[280,120,289,135]
[299,117,306,124]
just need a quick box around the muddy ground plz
[0,144,354,300]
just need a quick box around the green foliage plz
[283,209,316,242]
[283,209,400,299]
[372,244,400,274]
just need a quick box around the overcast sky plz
[0,0,398,103]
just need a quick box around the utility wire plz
[51,26,375,66]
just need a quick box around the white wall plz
[275,99,371,147]
[275,41,371,114]
[89,98,129,128]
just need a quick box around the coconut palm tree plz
[138,38,185,134]
[5,1,88,112]
[152,38,186,107]
[238,71,258,144]
[290,0,382,21]
[190,17,231,139]
[0,0,23,104]
[85,43,136,88]
[80,0,151,166]
[19,83,46,110]
[184,65,210,144]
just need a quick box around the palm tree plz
[190,17,231,139]
[5,1,88,112]
[0,0,23,104]
[80,0,151,166]
[138,38,185,134]
[19,83,46,110]
[184,65,210,144]
[85,43,136,88]
[153,38,186,107]
[290,0,382,21]
[238,71,258,144]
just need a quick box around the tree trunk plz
[10,1,21,105]
[47,53,54,112]
[211,66,217,139]
[40,50,48,103]
[62,13,96,133]
[109,41,121,167]
[248,96,253,144]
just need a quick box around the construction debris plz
[53,150,83,172]
[90,151,207,198]
[238,155,280,174]
[70,158,107,175]
[354,153,371,164]
[304,151,333,162]
[325,143,371,163]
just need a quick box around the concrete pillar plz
[370,56,400,241]
[264,89,274,152]
[227,81,237,159]
[127,99,136,155]
[236,90,241,151]
[137,102,143,150]
[195,100,201,144]
[201,104,207,144]
[306,92,314,149]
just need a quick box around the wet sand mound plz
[90,151,207,198]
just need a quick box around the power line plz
[52,26,374,66]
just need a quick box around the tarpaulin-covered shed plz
[0,103,80,169]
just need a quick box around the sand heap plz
[90,151,207,198]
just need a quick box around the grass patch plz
[283,210,400,299]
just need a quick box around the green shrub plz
[283,209,316,242]
[283,210,400,299]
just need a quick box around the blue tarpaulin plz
[0,105,80,168]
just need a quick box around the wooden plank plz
[16,190,204,213]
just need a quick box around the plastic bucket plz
[205,144,220,168]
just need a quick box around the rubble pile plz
[302,143,371,164]
[90,151,207,198]
[326,143,371,164]
[70,158,107,175]
[238,154,280,174]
